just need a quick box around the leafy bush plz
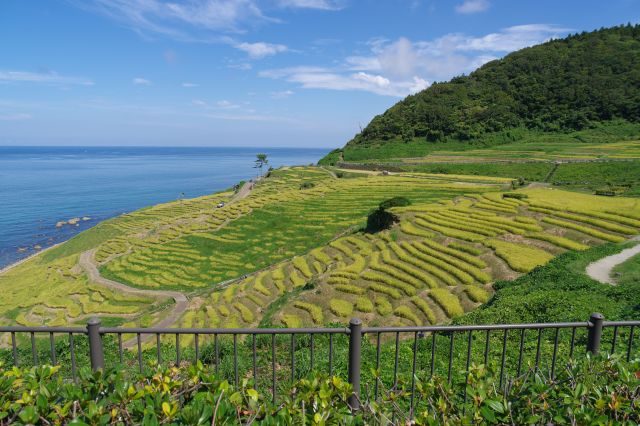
[3,356,637,425]
[299,181,315,190]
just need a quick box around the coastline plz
[0,243,62,275]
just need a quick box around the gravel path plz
[585,236,640,285]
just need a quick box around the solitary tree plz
[254,154,268,177]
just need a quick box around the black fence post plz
[587,313,604,355]
[348,318,362,411]
[87,317,105,371]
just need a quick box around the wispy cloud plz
[260,24,569,97]
[73,0,275,39]
[277,0,346,10]
[455,0,490,14]
[0,70,94,86]
[0,113,32,121]
[181,82,197,87]
[235,41,288,58]
[271,90,295,99]
[133,77,152,85]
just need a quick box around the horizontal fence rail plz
[0,313,638,416]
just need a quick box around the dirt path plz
[79,249,188,345]
[585,236,640,284]
[76,179,258,343]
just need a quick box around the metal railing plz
[0,313,637,413]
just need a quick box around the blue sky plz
[1,0,638,148]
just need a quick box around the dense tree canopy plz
[346,25,640,148]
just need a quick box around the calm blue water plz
[0,146,328,268]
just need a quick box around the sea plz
[0,146,329,269]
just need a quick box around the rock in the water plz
[68,217,80,225]
[55,221,67,228]
[82,216,91,221]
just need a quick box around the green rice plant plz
[329,271,358,280]
[355,297,374,313]
[233,302,254,323]
[416,214,498,237]
[420,239,487,268]
[402,242,473,284]
[483,239,554,273]
[413,241,491,284]
[329,299,354,317]
[474,202,516,214]
[344,254,366,273]
[542,217,626,243]
[410,296,436,323]
[380,250,438,289]
[329,239,354,258]
[254,272,271,296]
[335,284,365,295]
[246,293,264,307]
[394,305,420,325]
[272,267,285,281]
[293,256,313,278]
[375,297,393,316]
[368,284,401,300]
[310,247,332,264]
[514,216,539,224]
[327,276,351,285]
[571,210,640,228]
[434,211,511,235]
[290,270,307,287]
[282,314,301,328]
[545,211,636,234]
[391,242,457,286]
[464,285,490,303]
[525,232,590,251]
[429,289,464,318]
[361,271,417,296]
[312,261,324,274]
[369,251,423,288]
[413,218,486,242]
[346,236,373,256]
[448,242,483,256]
[293,301,324,324]
[400,221,435,238]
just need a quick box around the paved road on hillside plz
[586,236,640,284]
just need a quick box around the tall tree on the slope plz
[254,153,268,178]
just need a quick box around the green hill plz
[320,25,640,165]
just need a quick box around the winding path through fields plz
[586,236,640,284]
[76,180,258,344]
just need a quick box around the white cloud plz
[0,113,32,121]
[277,0,345,10]
[74,0,275,39]
[216,100,240,109]
[192,99,208,107]
[235,41,288,59]
[271,90,295,99]
[182,82,197,87]
[260,24,569,97]
[455,0,490,14]
[0,70,94,86]
[133,77,152,85]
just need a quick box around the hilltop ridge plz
[320,25,640,165]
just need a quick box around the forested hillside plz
[321,25,640,163]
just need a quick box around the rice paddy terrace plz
[1,166,639,339]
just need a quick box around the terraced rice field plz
[174,184,640,331]
[1,165,639,334]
